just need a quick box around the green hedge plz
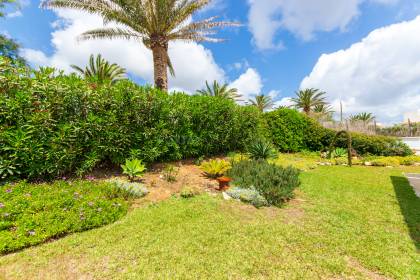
[264,108,412,156]
[0,60,264,180]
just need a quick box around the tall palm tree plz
[71,54,126,85]
[197,80,241,101]
[291,88,327,115]
[249,94,274,112]
[349,112,375,125]
[313,104,334,121]
[42,0,239,91]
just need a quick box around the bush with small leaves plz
[109,179,149,199]
[226,187,268,208]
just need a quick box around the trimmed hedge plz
[264,108,412,156]
[0,61,264,180]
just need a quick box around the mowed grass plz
[1,166,419,279]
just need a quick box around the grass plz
[0,180,131,254]
[0,163,419,279]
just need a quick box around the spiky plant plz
[71,54,126,85]
[197,80,241,101]
[41,0,239,91]
[291,88,327,115]
[247,139,277,160]
[249,94,274,112]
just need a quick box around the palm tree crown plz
[291,88,327,114]
[42,0,239,91]
[349,112,375,125]
[71,54,126,85]
[197,80,241,101]
[249,94,274,112]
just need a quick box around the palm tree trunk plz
[152,44,168,91]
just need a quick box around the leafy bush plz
[0,60,264,180]
[247,139,277,160]
[109,179,149,198]
[225,187,268,208]
[0,180,130,254]
[397,155,420,166]
[228,160,300,207]
[369,157,400,167]
[121,159,146,182]
[200,159,231,179]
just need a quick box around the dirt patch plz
[347,257,391,280]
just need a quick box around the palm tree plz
[291,88,327,115]
[197,80,241,101]
[249,94,274,112]
[71,54,126,85]
[349,112,375,125]
[42,0,239,91]
[313,104,334,121]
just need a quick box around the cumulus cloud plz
[230,68,263,102]
[301,16,420,124]
[247,0,397,50]
[22,10,225,92]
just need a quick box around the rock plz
[222,192,232,200]
[364,162,372,166]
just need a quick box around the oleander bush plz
[0,180,131,254]
[228,160,300,207]
[0,59,263,180]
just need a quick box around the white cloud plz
[230,68,263,102]
[22,10,225,92]
[301,16,420,124]
[247,0,398,50]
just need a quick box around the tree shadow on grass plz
[391,176,420,251]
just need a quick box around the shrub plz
[179,186,201,198]
[228,160,300,207]
[121,159,146,182]
[397,155,420,166]
[0,61,264,180]
[162,164,179,182]
[200,159,231,179]
[247,139,277,160]
[109,179,149,198]
[225,187,268,208]
[369,157,400,167]
[0,180,130,254]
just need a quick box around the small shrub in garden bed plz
[0,180,131,254]
[228,160,300,207]
[179,186,201,198]
[108,179,149,199]
[199,159,231,179]
[225,187,268,208]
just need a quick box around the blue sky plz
[1,0,420,124]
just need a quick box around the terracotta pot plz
[216,176,232,191]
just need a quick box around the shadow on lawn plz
[391,176,420,251]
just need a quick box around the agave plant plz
[247,139,277,160]
[249,94,274,112]
[291,88,327,115]
[197,80,241,101]
[42,0,239,91]
[71,54,126,85]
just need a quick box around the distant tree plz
[42,0,239,91]
[291,88,327,115]
[71,54,126,85]
[349,112,375,126]
[0,35,25,64]
[0,0,16,17]
[249,94,274,112]
[197,80,241,101]
[313,104,334,121]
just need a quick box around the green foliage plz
[331,148,347,158]
[291,88,326,114]
[121,159,146,182]
[162,164,179,182]
[0,62,263,180]
[247,139,277,160]
[109,179,149,199]
[179,186,201,199]
[369,157,400,167]
[225,187,269,208]
[200,159,231,179]
[228,160,300,207]
[0,180,130,254]
[197,80,241,101]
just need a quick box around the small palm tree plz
[313,104,334,121]
[291,88,327,115]
[197,80,241,101]
[42,0,239,91]
[71,54,126,85]
[249,94,274,112]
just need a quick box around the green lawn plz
[1,166,419,279]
